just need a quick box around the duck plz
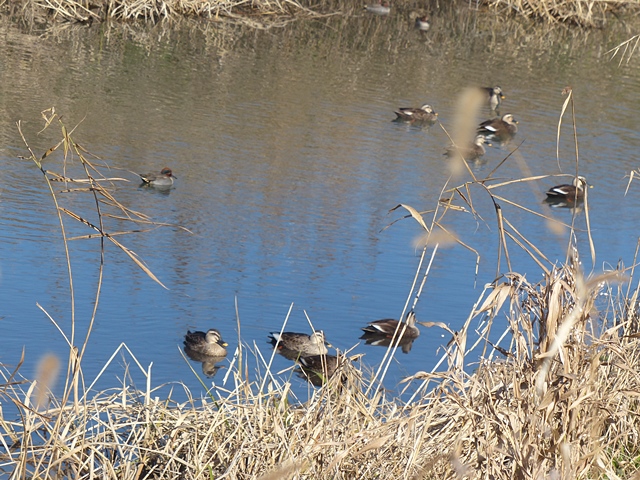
[545,176,588,202]
[361,311,420,339]
[268,330,331,359]
[364,1,390,14]
[394,104,438,124]
[415,15,430,30]
[183,329,228,357]
[445,135,490,160]
[482,86,505,111]
[296,354,340,386]
[477,113,518,141]
[138,167,176,187]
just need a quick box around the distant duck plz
[545,176,588,202]
[477,113,518,141]
[394,104,438,124]
[139,167,176,187]
[268,330,331,358]
[183,329,228,357]
[445,135,490,160]
[415,15,430,30]
[361,311,420,339]
[364,1,390,14]
[482,86,505,111]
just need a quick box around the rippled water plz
[1,10,639,402]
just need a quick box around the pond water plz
[1,8,640,403]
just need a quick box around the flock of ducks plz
[394,85,588,206]
[180,83,588,382]
[183,311,421,384]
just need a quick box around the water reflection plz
[359,332,416,353]
[1,7,639,404]
[184,349,226,378]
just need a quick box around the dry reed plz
[482,0,640,27]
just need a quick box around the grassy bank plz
[1,0,639,27]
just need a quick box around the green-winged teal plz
[415,15,430,30]
[139,167,176,186]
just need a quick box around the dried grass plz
[4,91,640,478]
[482,0,640,27]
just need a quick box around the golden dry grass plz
[483,0,640,27]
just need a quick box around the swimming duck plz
[415,15,430,30]
[268,330,331,358]
[138,167,176,187]
[477,114,518,141]
[545,176,587,202]
[364,1,390,14]
[361,311,420,339]
[394,104,438,124]
[445,135,490,160]
[183,329,228,356]
[482,86,505,111]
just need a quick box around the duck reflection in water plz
[360,311,420,354]
[184,329,228,378]
[360,332,417,353]
[268,330,331,361]
[183,348,226,378]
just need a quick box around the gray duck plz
[268,330,330,358]
[394,104,438,124]
[183,329,228,356]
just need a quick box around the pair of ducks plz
[395,86,505,124]
[363,1,431,31]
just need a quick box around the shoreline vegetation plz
[3,87,640,478]
[0,0,639,27]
